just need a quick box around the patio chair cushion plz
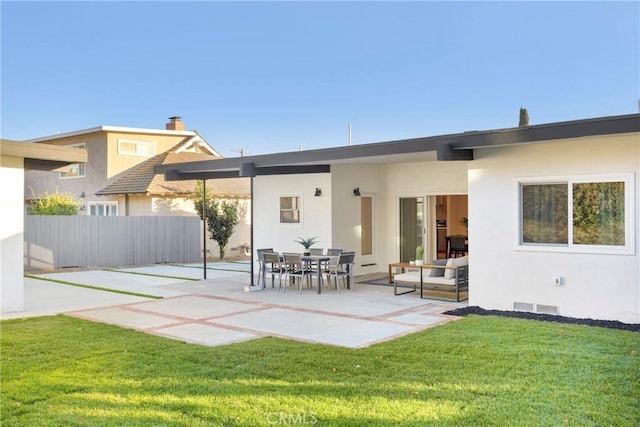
[444,255,469,279]
[429,259,448,277]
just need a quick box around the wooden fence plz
[24,216,201,271]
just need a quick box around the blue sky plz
[1,1,638,157]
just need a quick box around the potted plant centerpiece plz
[295,236,319,256]
[415,246,424,265]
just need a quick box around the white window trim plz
[514,173,635,255]
[58,143,86,179]
[88,201,118,216]
[117,139,156,157]
[279,194,303,226]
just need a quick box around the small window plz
[59,143,86,179]
[118,139,156,157]
[518,174,634,254]
[88,202,118,216]
[280,196,301,224]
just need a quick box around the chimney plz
[166,116,184,131]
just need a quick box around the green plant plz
[295,236,319,249]
[519,107,529,126]
[459,216,468,231]
[415,245,424,260]
[29,189,79,215]
[193,181,240,259]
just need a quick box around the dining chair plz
[283,253,314,293]
[262,252,285,291]
[309,248,324,255]
[448,235,467,258]
[324,251,355,293]
[326,248,343,256]
[256,248,274,287]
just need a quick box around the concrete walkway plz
[3,262,466,348]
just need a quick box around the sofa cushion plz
[444,255,469,279]
[394,271,421,283]
[429,259,447,277]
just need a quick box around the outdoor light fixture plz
[353,188,361,196]
[314,188,322,197]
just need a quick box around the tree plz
[193,181,240,259]
[30,189,79,215]
[519,107,529,126]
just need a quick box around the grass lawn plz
[1,315,638,426]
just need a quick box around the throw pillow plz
[429,259,447,277]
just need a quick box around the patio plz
[3,262,466,348]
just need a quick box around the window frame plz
[117,139,156,157]
[515,173,635,255]
[58,143,86,179]
[88,201,118,216]
[279,194,302,225]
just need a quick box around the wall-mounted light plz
[314,188,322,197]
[353,188,361,196]
[79,192,85,198]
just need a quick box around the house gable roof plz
[154,113,640,181]
[96,144,249,198]
[25,126,222,158]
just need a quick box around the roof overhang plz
[1,139,88,171]
[155,113,640,181]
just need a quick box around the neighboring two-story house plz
[24,117,251,257]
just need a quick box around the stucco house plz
[156,113,640,324]
[1,139,87,313]
[24,117,251,257]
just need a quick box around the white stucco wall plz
[1,156,25,313]
[468,133,640,323]
[253,173,332,272]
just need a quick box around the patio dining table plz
[301,254,335,294]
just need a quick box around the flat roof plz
[155,113,640,180]
[1,139,88,171]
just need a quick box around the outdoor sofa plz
[392,255,469,302]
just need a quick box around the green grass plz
[1,315,638,426]
[24,275,162,300]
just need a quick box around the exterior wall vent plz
[513,302,534,312]
[536,304,558,315]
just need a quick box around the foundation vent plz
[513,302,534,312]
[536,304,558,315]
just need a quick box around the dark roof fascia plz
[164,165,331,181]
[154,113,640,179]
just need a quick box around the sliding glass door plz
[399,197,424,263]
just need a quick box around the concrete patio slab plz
[153,323,259,347]
[132,295,259,320]
[209,307,416,348]
[0,277,150,320]
[4,263,465,348]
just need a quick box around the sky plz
[1,1,638,157]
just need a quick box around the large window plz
[280,196,301,224]
[58,143,86,178]
[118,139,156,157]
[518,174,634,254]
[88,202,118,216]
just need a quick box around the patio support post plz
[250,177,254,285]
[202,179,207,280]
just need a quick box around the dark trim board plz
[154,113,640,180]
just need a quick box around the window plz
[88,202,118,216]
[118,139,156,157]
[280,196,301,224]
[517,174,634,254]
[59,143,86,178]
